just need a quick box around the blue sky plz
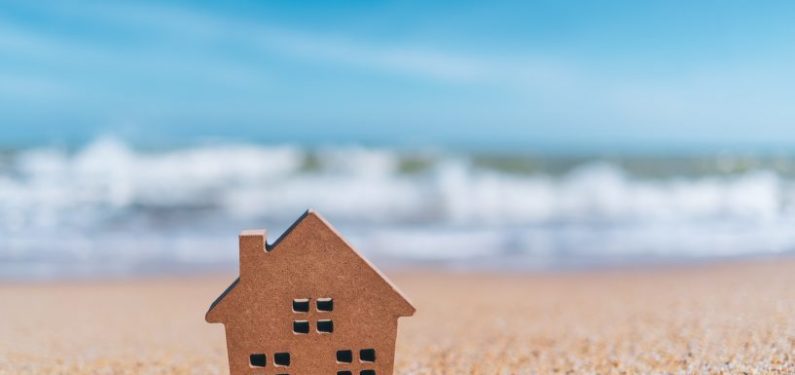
[2,1,795,151]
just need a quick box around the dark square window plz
[360,349,376,362]
[336,349,353,363]
[274,352,291,367]
[317,298,334,312]
[337,372,353,375]
[293,320,309,334]
[317,319,334,333]
[360,370,376,375]
[293,298,309,312]
[249,353,267,367]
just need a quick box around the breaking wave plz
[2,138,795,278]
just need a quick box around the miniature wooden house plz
[206,210,415,375]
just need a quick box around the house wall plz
[223,303,398,374]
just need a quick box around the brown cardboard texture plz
[206,210,415,375]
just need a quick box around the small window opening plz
[317,319,334,333]
[274,352,291,367]
[360,349,376,363]
[249,353,267,367]
[317,297,334,312]
[293,298,310,312]
[360,370,376,375]
[336,350,353,363]
[337,372,353,375]
[293,320,310,334]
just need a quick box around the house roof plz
[205,210,415,322]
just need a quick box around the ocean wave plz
[1,138,794,278]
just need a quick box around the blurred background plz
[2,0,795,279]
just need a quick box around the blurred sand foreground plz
[1,261,794,374]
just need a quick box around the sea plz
[2,137,794,279]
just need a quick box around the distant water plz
[2,138,795,279]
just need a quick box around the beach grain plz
[1,260,794,374]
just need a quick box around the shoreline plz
[3,251,794,284]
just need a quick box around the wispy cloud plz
[6,1,575,86]
[0,73,74,99]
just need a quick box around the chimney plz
[239,229,266,277]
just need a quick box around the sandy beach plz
[1,260,794,374]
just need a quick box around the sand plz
[1,260,794,374]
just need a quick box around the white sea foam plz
[1,138,794,278]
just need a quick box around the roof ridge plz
[266,209,312,251]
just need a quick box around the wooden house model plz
[206,210,415,375]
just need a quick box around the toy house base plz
[206,210,415,375]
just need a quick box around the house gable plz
[205,210,415,323]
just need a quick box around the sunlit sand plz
[1,260,794,373]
